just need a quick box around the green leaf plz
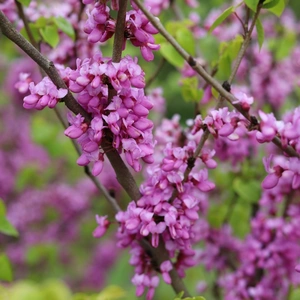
[177,28,195,56]
[53,17,75,40]
[0,254,13,282]
[233,178,261,203]
[262,0,280,8]
[198,35,219,63]
[207,203,228,228]
[40,25,59,48]
[0,216,19,237]
[15,165,44,191]
[34,17,48,28]
[20,23,41,43]
[229,202,251,238]
[41,279,72,300]
[244,0,259,11]
[0,199,6,217]
[181,78,204,103]
[9,281,44,300]
[160,43,184,68]
[268,31,296,60]
[26,244,57,266]
[17,0,31,6]
[289,288,300,300]
[209,6,235,33]
[96,285,126,300]
[217,54,231,80]
[267,0,285,16]
[174,291,184,299]
[166,20,194,36]
[255,18,264,49]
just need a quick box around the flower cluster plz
[22,77,67,110]
[191,106,249,141]
[61,53,154,174]
[114,122,215,297]
[220,213,300,300]
[22,52,154,175]
[84,2,160,61]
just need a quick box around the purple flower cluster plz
[113,116,217,298]
[61,53,154,175]
[220,213,300,300]
[22,77,67,110]
[84,2,160,61]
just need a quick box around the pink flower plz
[160,260,173,284]
[93,215,110,238]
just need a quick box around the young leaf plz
[209,6,235,34]
[0,216,19,237]
[267,0,285,16]
[255,18,264,49]
[181,78,204,103]
[244,0,259,12]
[53,17,75,40]
[177,28,196,56]
[0,199,6,217]
[17,0,31,6]
[233,178,261,203]
[160,43,184,68]
[40,25,60,48]
[262,0,280,9]
[0,254,13,282]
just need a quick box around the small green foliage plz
[40,25,60,48]
[181,78,204,103]
[0,281,126,300]
[15,165,45,191]
[53,17,75,40]
[17,0,31,6]
[0,254,13,282]
[0,199,6,217]
[262,0,280,9]
[158,20,196,68]
[26,244,58,267]
[173,293,206,300]
[268,31,296,60]
[0,200,19,237]
[244,0,259,12]
[264,0,286,16]
[0,217,19,237]
[255,18,265,49]
[217,35,243,79]
[20,24,41,43]
[209,6,235,33]
[289,288,300,300]
[233,178,261,204]
[19,16,75,47]
[198,35,219,63]
[96,285,127,299]
[229,202,251,238]
[207,202,228,228]
[160,43,184,68]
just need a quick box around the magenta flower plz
[160,260,173,284]
[93,215,110,238]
